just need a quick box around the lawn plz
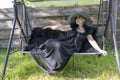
[0,48,119,80]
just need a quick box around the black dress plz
[24,26,98,74]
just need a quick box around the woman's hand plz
[99,50,108,56]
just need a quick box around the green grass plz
[0,48,119,80]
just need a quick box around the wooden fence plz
[0,1,119,48]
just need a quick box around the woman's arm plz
[87,34,107,56]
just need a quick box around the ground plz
[0,48,119,80]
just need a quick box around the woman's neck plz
[77,24,85,33]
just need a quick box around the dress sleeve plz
[83,23,98,35]
[85,26,98,41]
[85,27,94,35]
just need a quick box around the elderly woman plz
[24,11,107,74]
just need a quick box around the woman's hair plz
[70,22,79,30]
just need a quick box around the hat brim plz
[68,12,93,25]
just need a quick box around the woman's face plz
[75,16,85,25]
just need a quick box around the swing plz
[1,0,120,78]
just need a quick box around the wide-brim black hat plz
[68,11,93,25]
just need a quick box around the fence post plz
[16,1,28,49]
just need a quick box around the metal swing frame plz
[1,0,120,78]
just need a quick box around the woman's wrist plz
[97,48,103,53]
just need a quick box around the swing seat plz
[74,52,101,55]
[21,26,101,56]
[21,50,102,55]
